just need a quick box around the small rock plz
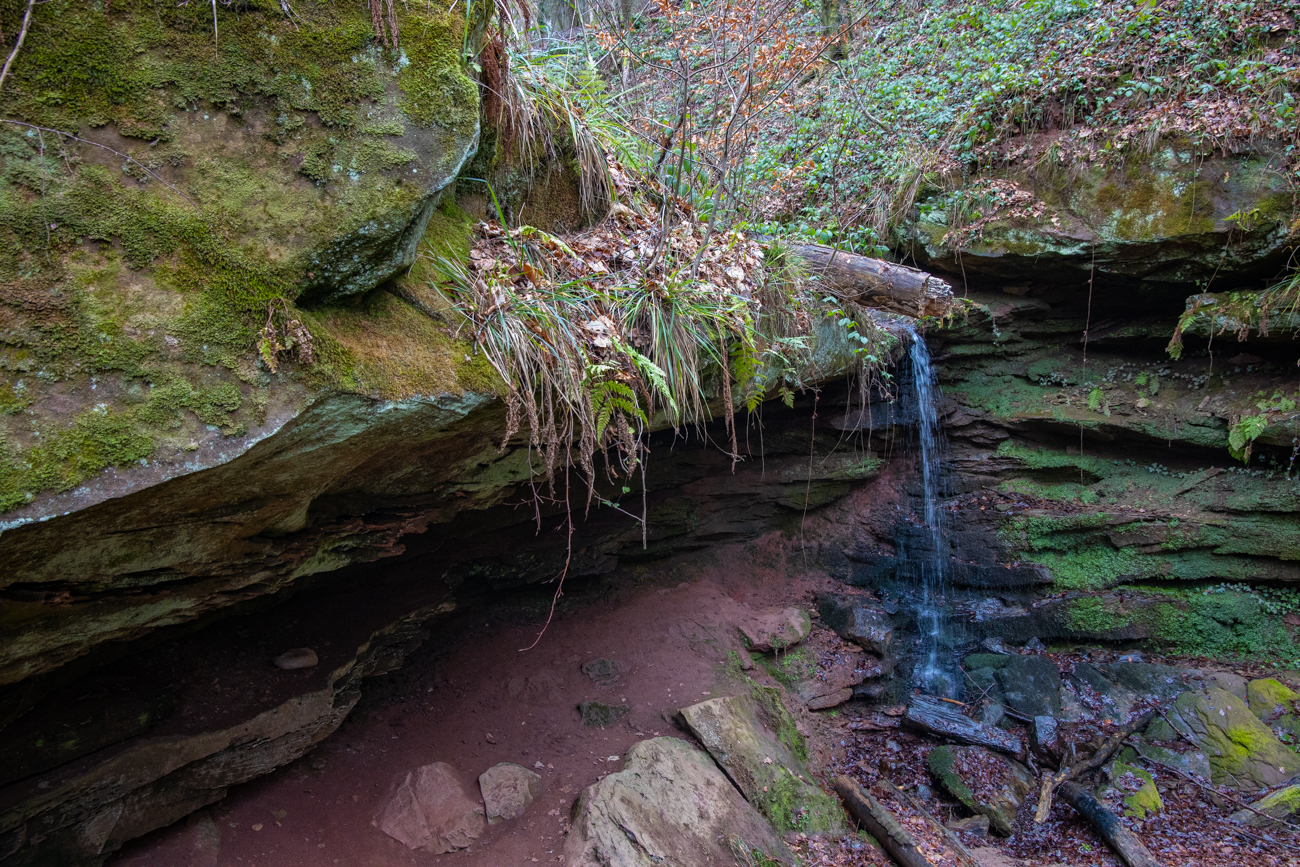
[273,648,318,670]
[979,637,1010,655]
[1105,761,1163,819]
[479,763,541,824]
[373,762,486,853]
[1022,637,1046,653]
[579,701,629,727]
[1031,715,1061,764]
[947,814,990,837]
[737,607,813,653]
[1117,651,1144,663]
[581,658,627,688]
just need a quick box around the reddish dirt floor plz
[109,531,1300,867]
[111,533,839,867]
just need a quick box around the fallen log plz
[903,695,1024,758]
[1034,709,1155,824]
[877,776,981,867]
[788,243,956,319]
[1058,781,1163,867]
[833,775,934,867]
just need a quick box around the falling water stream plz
[908,330,956,696]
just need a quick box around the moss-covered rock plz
[0,0,484,516]
[678,689,846,834]
[1167,688,1300,792]
[927,744,1035,836]
[1105,760,1163,819]
[1229,783,1300,829]
[909,141,1295,288]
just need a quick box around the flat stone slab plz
[479,762,541,824]
[564,737,793,867]
[373,762,486,853]
[678,689,845,834]
[737,607,813,653]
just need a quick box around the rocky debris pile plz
[374,760,541,853]
[824,642,1300,866]
[743,596,898,712]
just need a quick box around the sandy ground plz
[111,533,835,867]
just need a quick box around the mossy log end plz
[789,244,956,318]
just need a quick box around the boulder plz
[964,653,1061,718]
[478,763,541,824]
[373,763,486,854]
[564,738,794,867]
[927,745,1035,836]
[1167,688,1300,791]
[816,593,894,655]
[1229,784,1300,829]
[1246,678,1300,741]
[737,607,813,653]
[678,689,846,834]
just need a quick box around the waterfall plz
[908,330,955,696]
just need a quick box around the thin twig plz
[0,120,197,207]
[0,0,36,94]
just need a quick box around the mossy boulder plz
[0,0,485,518]
[678,689,846,835]
[565,737,795,867]
[1229,784,1300,829]
[1246,678,1300,744]
[1104,760,1163,820]
[909,141,1295,287]
[927,744,1035,836]
[1167,688,1300,792]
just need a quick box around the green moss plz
[1111,761,1163,819]
[0,0,485,512]
[751,684,809,764]
[927,745,979,810]
[0,406,152,510]
[1247,678,1300,719]
[397,11,479,131]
